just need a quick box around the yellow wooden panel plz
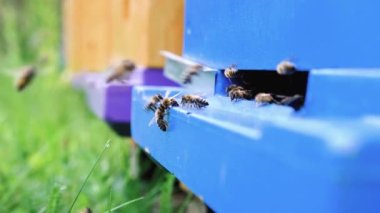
[63,0,82,70]
[78,0,111,70]
[64,0,111,71]
[64,0,184,72]
[122,0,150,66]
[109,0,126,59]
[147,0,184,67]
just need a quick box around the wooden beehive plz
[63,0,184,71]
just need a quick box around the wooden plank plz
[146,0,184,67]
[109,0,128,60]
[63,0,184,71]
[81,0,111,70]
[63,0,82,70]
[122,0,150,67]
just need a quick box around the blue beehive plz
[132,86,380,213]
[130,0,380,212]
[184,0,380,70]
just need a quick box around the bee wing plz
[124,71,133,79]
[148,116,156,127]
[36,70,49,76]
[170,91,182,99]
[118,79,128,84]
[193,92,208,98]
[163,89,183,98]
[164,90,171,98]
[164,90,178,98]
[3,71,16,77]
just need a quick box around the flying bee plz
[280,94,304,110]
[149,91,181,132]
[276,60,296,75]
[80,208,92,213]
[224,64,238,79]
[181,95,209,109]
[182,64,203,84]
[154,97,179,131]
[106,59,136,83]
[16,66,36,92]
[227,84,254,101]
[145,94,164,112]
[156,116,169,132]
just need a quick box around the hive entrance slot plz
[217,70,309,110]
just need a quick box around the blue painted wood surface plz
[304,69,380,117]
[131,86,380,213]
[184,0,380,70]
[161,51,216,94]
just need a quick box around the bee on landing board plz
[16,66,36,92]
[276,60,296,75]
[181,95,209,109]
[145,94,164,112]
[254,93,281,106]
[182,64,203,84]
[255,93,304,110]
[226,84,254,101]
[106,59,136,83]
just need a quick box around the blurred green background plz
[0,0,196,212]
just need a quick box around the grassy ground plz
[0,0,184,212]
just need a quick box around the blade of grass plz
[160,174,176,213]
[177,193,193,213]
[107,187,112,213]
[46,185,62,213]
[107,196,145,212]
[68,139,111,213]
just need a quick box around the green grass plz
[0,67,176,212]
[0,0,181,212]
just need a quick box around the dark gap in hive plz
[216,70,309,110]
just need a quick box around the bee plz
[226,84,244,93]
[16,66,36,92]
[255,93,304,110]
[145,94,164,112]
[280,94,304,110]
[148,91,181,132]
[106,59,136,83]
[181,95,209,109]
[226,84,254,101]
[154,97,179,131]
[276,60,296,75]
[254,93,281,106]
[182,64,203,84]
[224,64,238,79]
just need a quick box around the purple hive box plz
[74,67,178,136]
